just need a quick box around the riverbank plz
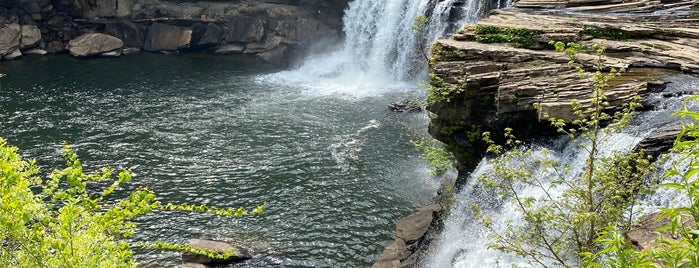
[0,0,348,66]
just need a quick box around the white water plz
[424,75,699,267]
[263,0,498,95]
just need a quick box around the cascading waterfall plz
[423,75,699,267]
[264,0,501,95]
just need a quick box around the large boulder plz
[67,33,123,57]
[143,22,191,51]
[181,239,252,265]
[19,24,40,48]
[0,23,20,56]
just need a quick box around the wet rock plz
[259,45,287,66]
[634,128,680,160]
[3,47,20,59]
[23,48,46,55]
[397,204,441,243]
[67,33,123,57]
[144,22,191,51]
[373,204,442,268]
[181,239,252,265]
[196,23,223,46]
[388,100,422,113]
[181,262,207,268]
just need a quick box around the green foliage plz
[474,42,654,267]
[411,15,430,63]
[425,72,464,104]
[0,138,262,267]
[473,25,543,48]
[410,137,455,175]
[583,28,629,41]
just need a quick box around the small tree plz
[0,138,263,267]
[473,42,654,267]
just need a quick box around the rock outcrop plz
[67,32,123,56]
[373,204,442,268]
[0,0,349,64]
[427,0,699,172]
[181,239,252,266]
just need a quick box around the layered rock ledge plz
[427,0,699,173]
[0,0,348,65]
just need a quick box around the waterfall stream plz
[423,75,699,267]
[264,0,501,94]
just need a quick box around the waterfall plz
[263,0,499,95]
[423,75,699,267]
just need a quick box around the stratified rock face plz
[67,33,123,57]
[143,22,192,51]
[427,0,699,170]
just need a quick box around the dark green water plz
[0,54,438,267]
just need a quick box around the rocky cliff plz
[0,0,348,65]
[427,0,698,176]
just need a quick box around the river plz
[0,53,439,267]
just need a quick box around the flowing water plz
[0,0,502,266]
[424,75,699,267]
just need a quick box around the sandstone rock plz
[20,24,40,48]
[0,23,20,56]
[67,33,123,57]
[214,44,244,55]
[144,22,191,51]
[105,20,145,47]
[181,239,252,265]
[396,204,441,244]
[259,45,287,66]
[3,47,21,59]
[197,23,223,46]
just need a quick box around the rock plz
[20,24,40,48]
[144,22,191,51]
[181,262,208,268]
[197,23,223,46]
[121,47,140,55]
[388,100,422,113]
[396,204,441,244]
[67,33,123,57]
[0,23,20,56]
[226,16,266,43]
[626,211,696,251]
[181,239,252,265]
[100,50,121,57]
[105,20,145,47]
[3,47,21,59]
[23,48,46,55]
[634,128,680,160]
[46,40,64,52]
[258,45,287,66]
[214,44,245,55]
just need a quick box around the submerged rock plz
[388,101,422,113]
[181,239,252,265]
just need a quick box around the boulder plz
[396,204,441,243]
[23,48,46,55]
[144,22,191,51]
[20,24,40,48]
[105,20,145,47]
[0,23,20,56]
[181,239,252,265]
[197,23,223,46]
[67,33,123,57]
[259,45,287,66]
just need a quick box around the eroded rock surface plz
[427,0,699,172]
[68,33,123,56]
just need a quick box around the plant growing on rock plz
[0,138,263,267]
[472,42,655,267]
[410,137,455,176]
